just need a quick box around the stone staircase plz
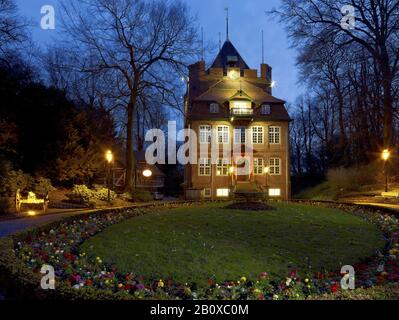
[233,182,266,202]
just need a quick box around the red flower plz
[331,282,339,293]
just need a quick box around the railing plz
[230,108,253,116]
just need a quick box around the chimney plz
[260,63,272,82]
[260,63,273,94]
[189,61,205,81]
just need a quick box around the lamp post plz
[264,166,270,199]
[382,149,390,193]
[105,150,113,204]
[229,166,235,189]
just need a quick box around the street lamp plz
[105,150,113,204]
[143,169,152,178]
[382,149,390,192]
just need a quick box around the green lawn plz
[80,203,384,285]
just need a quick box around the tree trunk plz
[381,69,393,149]
[125,94,138,192]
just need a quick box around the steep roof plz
[194,79,285,105]
[210,40,250,70]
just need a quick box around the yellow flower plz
[240,276,247,283]
[304,278,309,283]
[118,283,123,288]
[158,280,165,288]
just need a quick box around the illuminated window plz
[210,103,219,113]
[203,188,212,198]
[254,158,264,175]
[252,126,264,144]
[269,126,281,144]
[261,104,271,115]
[217,188,229,197]
[269,188,281,197]
[199,158,211,176]
[199,125,211,144]
[233,101,251,109]
[234,127,246,144]
[269,158,281,175]
[217,125,229,144]
[216,159,229,176]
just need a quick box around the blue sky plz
[15,0,301,104]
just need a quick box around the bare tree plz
[60,0,200,191]
[270,0,399,149]
[0,0,28,62]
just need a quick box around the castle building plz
[184,39,291,200]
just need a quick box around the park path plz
[351,201,399,213]
[0,201,178,238]
[0,209,91,238]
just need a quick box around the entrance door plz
[236,157,250,182]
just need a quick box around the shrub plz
[296,163,381,200]
[0,170,34,196]
[131,189,153,202]
[95,188,117,202]
[33,177,55,196]
[67,185,96,204]
[327,164,379,193]
[119,192,133,202]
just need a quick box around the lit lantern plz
[382,149,390,161]
[105,150,113,164]
[143,169,152,178]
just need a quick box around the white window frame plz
[216,188,229,197]
[269,158,281,175]
[234,127,246,144]
[210,103,219,113]
[261,104,271,115]
[199,125,211,144]
[216,158,229,176]
[269,126,281,144]
[199,158,211,176]
[254,158,264,175]
[269,188,281,197]
[217,125,230,144]
[252,126,264,144]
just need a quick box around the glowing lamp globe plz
[143,169,152,178]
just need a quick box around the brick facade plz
[184,40,291,200]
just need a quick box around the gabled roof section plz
[228,90,254,101]
[194,79,285,105]
[210,40,250,70]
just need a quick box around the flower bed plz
[0,202,398,300]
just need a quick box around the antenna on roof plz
[219,32,221,51]
[262,30,264,64]
[225,7,229,41]
[201,27,204,61]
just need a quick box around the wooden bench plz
[15,189,49,213]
